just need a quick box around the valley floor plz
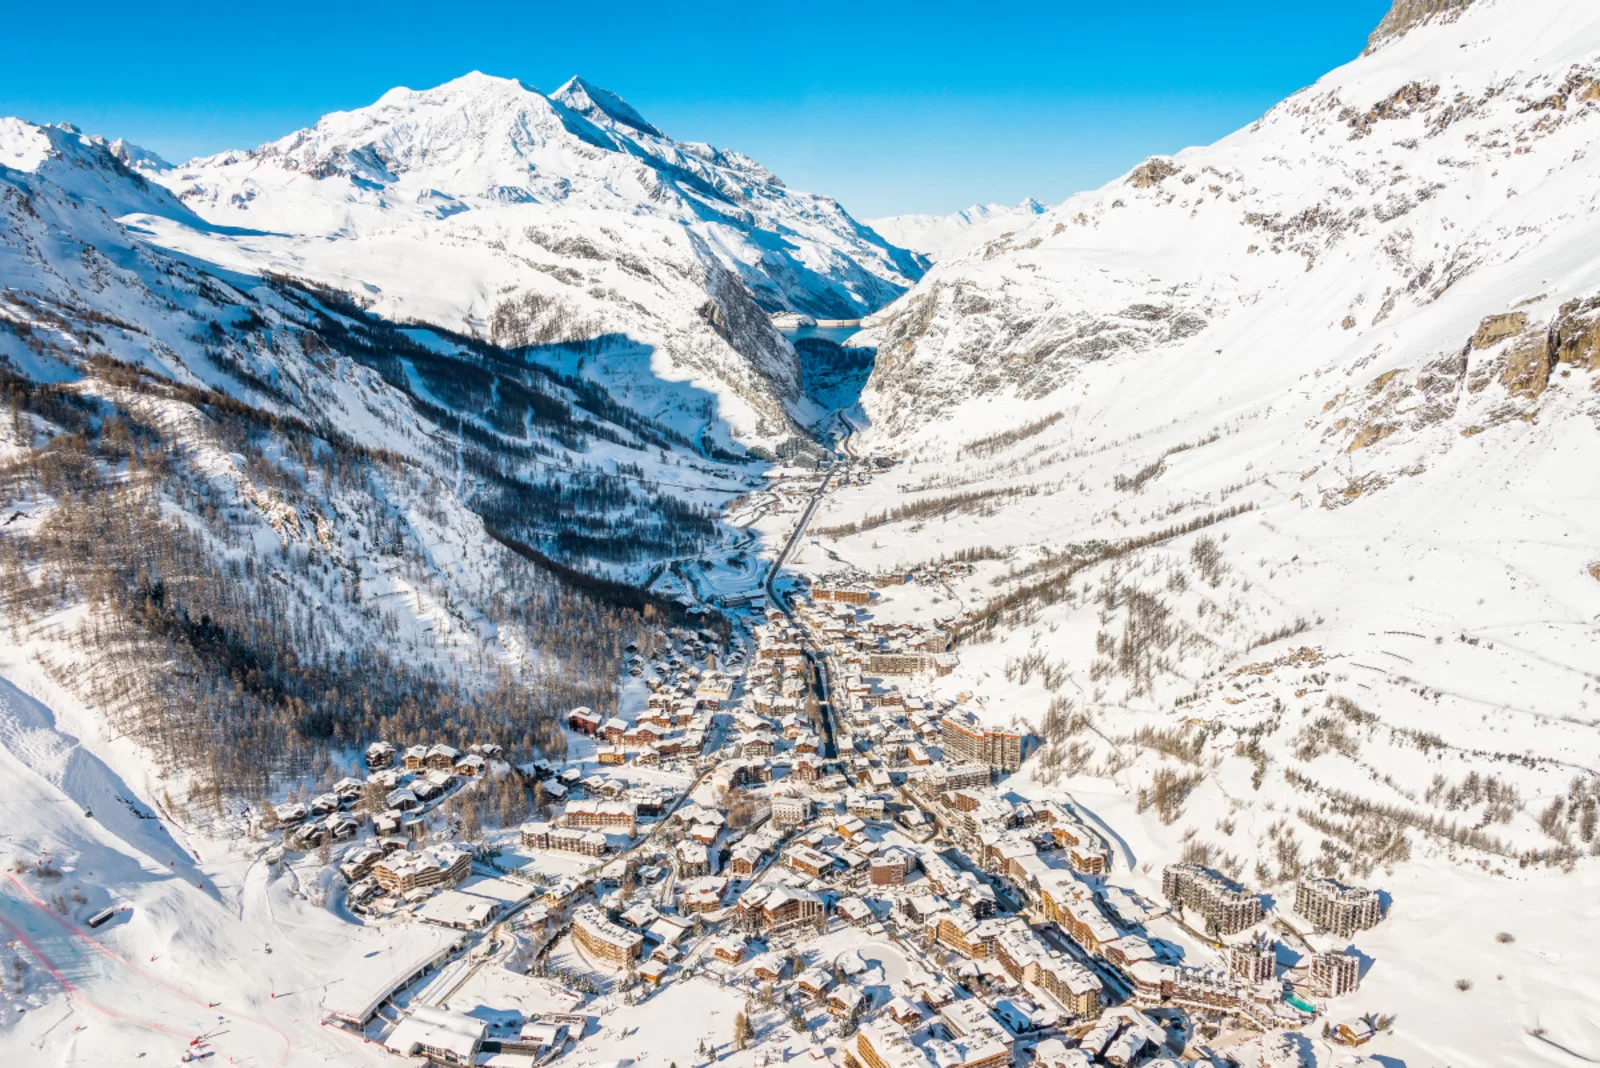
[1,437,1597,1068]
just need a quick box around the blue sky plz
[0,1,1391,218]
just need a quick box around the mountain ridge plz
[867,197,1048,261]
[115,71,925,448]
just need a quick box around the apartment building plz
[572,904,642,968]
[1294,877,1382,938]
[1161,863,1263,936]
[371,845,472,894]
[1228,936,1277,983]
[560,799,638,835]
[940,712,1023,772]
[1310,950,1362,998]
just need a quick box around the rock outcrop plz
[1366,0,1476,52]
[1127,158,1181,189]
[1471,312,1529,350]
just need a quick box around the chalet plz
[568,708,603,736]
[597,746,627,766]
[273,801,308,825]
[729,841,767,877]
[836,896,874,925]
[339,845,384,883]
[619,902,660,932]
[676,841,710,877]
[786,846,836,879]
[601,717,629,744]
[772,885,829,930]
[827,985,865,1017]
[1332,1017,1377,1046]
[365,741,396,770]
[403,745,429,770]
[639,708,674,731]
[647,915,693,947]
[623,724,663,747]
[425,744,461,772]
[325,813,359,842]
[751,955,790,983]
[796,967,834,998]
[683,882,724,914]
[712,937,747,965]
[875,996,920,1030]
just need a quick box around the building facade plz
[1294,877,1382,938]
[572,904,643,967]
[1310,951,1361,998]
[940,715,1023,772]
[1161,864,1263,936]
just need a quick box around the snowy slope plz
[0,120,745,1063]
[861,0,1600,432]
[797,4,1600,1061]
[120,73,924,446]
[867,198,1047,261]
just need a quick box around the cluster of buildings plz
[266,735,524,918]
[304,543,1404,1068]
[791,582,959,683]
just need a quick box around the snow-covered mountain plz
[122,72,923,448]
[800,4,1600,1059]
[867,197,1047,261]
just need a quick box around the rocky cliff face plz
[1366,0,1476,52]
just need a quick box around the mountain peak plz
[375,70,542,107]
[107,137,171,173]
[1365,0,1476,52]
[551,76,663,138]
